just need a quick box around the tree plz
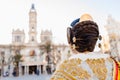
[43,42,52,63]
[43,42,52,53]
[13,53,22,76]
[42,42,53,74]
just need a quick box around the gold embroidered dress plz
[50,52,117,80]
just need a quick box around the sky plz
[0,0,120,45]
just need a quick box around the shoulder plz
[50,59,82,80]
[69,52,110,61]
[50,58,91,80]
[56,58,82,71]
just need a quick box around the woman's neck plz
[70,51,110,61]
[72,49,91,54]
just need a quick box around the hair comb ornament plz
[80,13,93,22]
[67,27,73,44]
[70,18,80,27]
[73,37,76,43]
[67,18,80,44]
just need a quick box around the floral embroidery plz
[51,58,90,80]
[86,58,107,80]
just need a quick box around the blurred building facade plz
[0,4,71,76]
[105,15,120,61]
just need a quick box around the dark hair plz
[71,20,99,52]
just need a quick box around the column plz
[43,65,47,74]
[37,65,40,71]
[19,62,22,76]
[19,66,21,76]
[24,66,26,75]
[26,66,29,75]
[37,65,38,70]
[9,65,12,77]
[39,65,41,74]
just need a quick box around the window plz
[32,27,34,31]
[44,36,48,40]
[15,36,21,42]
[31,36,34,41]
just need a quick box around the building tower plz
[40,30,52,44]
[12,29,25,45]
[28,4,37,43]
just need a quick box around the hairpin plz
[72,37,84,43]
[98,35,102,48]
[99,35,102,40]
[73,37,76,43]
[72,44,79,49]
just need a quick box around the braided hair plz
[71,20,99,52]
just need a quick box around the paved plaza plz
[1,74,52,80]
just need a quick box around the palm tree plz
[42,42,52,74]
[43,42,52,54]
[44,42,52,63]
[13,53,22,76]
